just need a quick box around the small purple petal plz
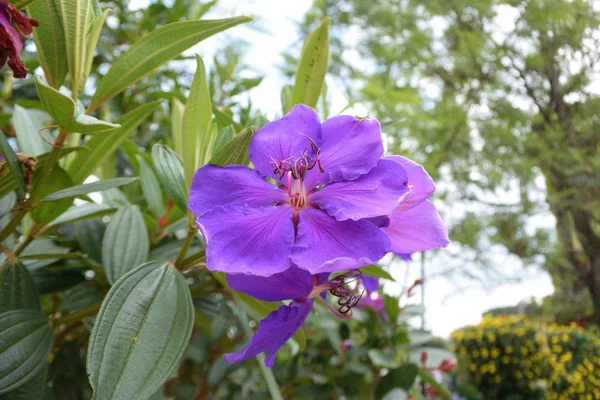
[248,104,321,179]
[383,200,449,254]
[386,156,435,212]
[197,204,294,276]
[367,215,390,228]
[310,159,409,221]
[227,265,314,302]
[363,276,379,293]
[304,116,384,189]
[291,208,390,274]
[399,253,413,261]
[223,299,314,367]
[188,164,286,215]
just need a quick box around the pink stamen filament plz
[316,295,353,319]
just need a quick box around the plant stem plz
[175,224,197,269]
[0,128,69,243]
[180,250,205,271]
[238,307,284,400]
[51,303,101,326]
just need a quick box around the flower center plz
[287,172,308,209]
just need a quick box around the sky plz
[131,0,556,338]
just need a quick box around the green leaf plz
[182,55,213,188]
[0,365,47,400]
[30,166,73,225]
[136,155,165,218]
[170,98,184,158]
[361,265,396,282]
[27,0,68,88]
[67,101,162,184]
[90,17,252,110]
[384,294,400,325]
[374,363,419,400]
[56,0,91,94]
[209,127,256,166]
[101,204,149,284]
[34,76,76,127]
[49,203,116,225]
[151,144,187,212]
[87,262,194,400]
[41,177,138,202]
[0,310,53,394]
[0,262,40,313]
[12,105,53,156]
[82,9,109,85]
[0,132,24,194]
[281,84,294,114]
[292,17,330,108]
[214,125,235,152]
[63,282,102,312]
[74,218,105,263]
[68,114,121,134]
[0,191,15,218]
[0,147,88,199]
[15,238,70,271]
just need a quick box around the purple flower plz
[223,266,365,367]
[189,105,448,277]
[0,1,38,78]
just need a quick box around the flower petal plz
[310,159,409,221]
[197,204,294,276]
[227,265,314,302]
[304,116,384,189]
[291,208,390,274]
[363,276,379,293]
[248,104,321,179]
[223,299,314,367]
[189,164,286,215]
[386,156,435,212]
[383,200,449,254]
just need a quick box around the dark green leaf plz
[182,55,213,187]
[87,262,194,399]
[68,114,121,134]
[27,0,68,88]
[209,127,256,166]
[0,147,88,199]
[0,132,25,194]
[50,203,116,225]
[12,106,52,156]
[151,144,187,212]
[361,265,396,282]
[292,17,330,108]
[0,262,40,313]
[67,101,163,184]
[30,166,73,225]
[74,218,105,263]
[136,155,165,218]
[41,177,138,202]
[34,76,75,127]
[384,294,400,325]
[91,17,252,109]
[101,205,149,284]
[374,363,418,400]
[0,310,53,394]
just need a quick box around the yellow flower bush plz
[451,315,600,400]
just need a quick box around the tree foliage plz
[303,0,600,324]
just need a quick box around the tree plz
[303,0,600,324]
